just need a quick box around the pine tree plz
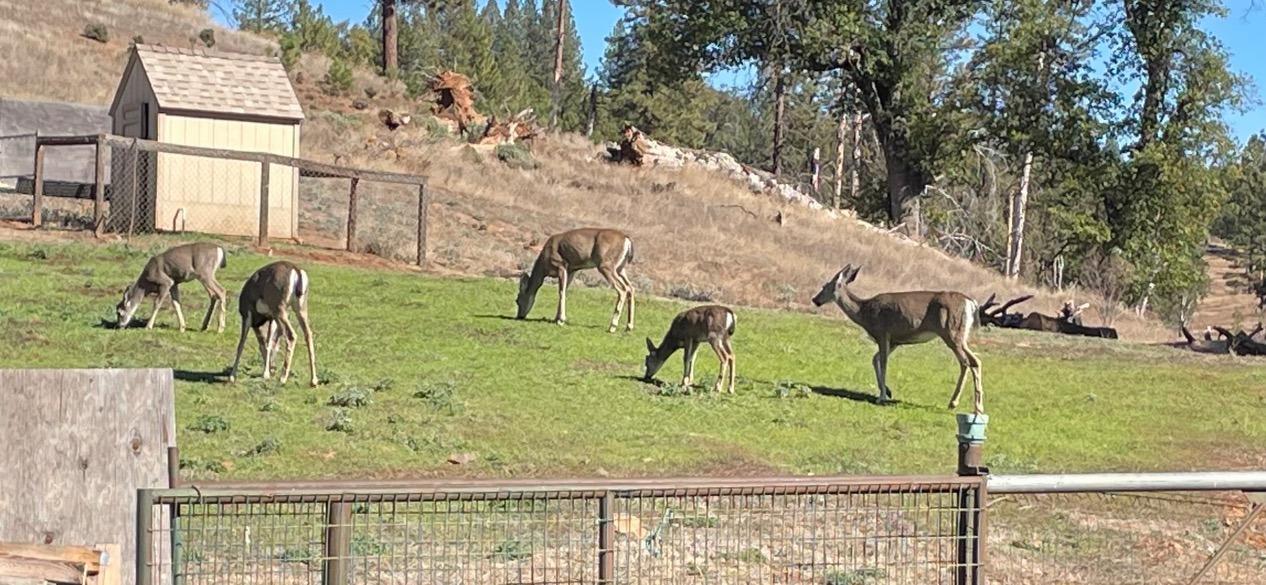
[233,0,286,33]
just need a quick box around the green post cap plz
[956,413,989,444]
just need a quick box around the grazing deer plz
[516,228,636,333]
[643,305,737,393]
[116,242,228,332]
[812,265,983,413]
[228,261,318,387]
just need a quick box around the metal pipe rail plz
[989,471,1266,493]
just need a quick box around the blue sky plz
[239,1,1264,142]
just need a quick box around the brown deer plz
[227,261,318,387]
[516,228,635,333]
[116,242,228,332]
[812,265,983,413]
[642,305,737,393]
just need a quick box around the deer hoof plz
[948,401,959,410]
[310,379,320,388]
[608,326,618,334]
[626,324,634,332]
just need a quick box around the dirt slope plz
[1189,243,1263,332]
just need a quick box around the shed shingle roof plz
[133,44,303,121]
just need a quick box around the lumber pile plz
[430,70,485,132]
[0,543,119,585]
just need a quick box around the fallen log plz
[1214,324,1266,356]
[978,293,1117,339]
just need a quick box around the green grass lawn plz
[2,237,1263,480]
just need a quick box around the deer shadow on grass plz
[174,369,229,383]
[95,317,150,330]
[472,314,607,330]
[805,385,940,412]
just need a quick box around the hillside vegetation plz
[1,237,1263,480]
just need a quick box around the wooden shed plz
[108,44,303,237]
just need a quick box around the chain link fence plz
[137,477,986,585]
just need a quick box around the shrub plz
[321,58,354,96]
[413,380,459,414]
[328,387,372,408]
[132,35,145,46]
[240,437,281,457]
[496,143,540,171]
[668,283,717,302]
[198,28,216,48]
[326,409,354,433]
[82,23,109,43]
[189,414,229,433]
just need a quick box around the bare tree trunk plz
[1006,151,1035,278]
[833,111,847,209]
[585,84,597,139]
[1005,51,1045,279]
[850,110,863,203]
[772,71,786,177]
[381,0,398,76]
[550,0,568,129]
[810,147,821,196]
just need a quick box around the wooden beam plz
[0,556,86,584]
[258,162,270,247]
[94,135,106,231]
[0,543,103,568]
[416,184,428,266]
[345,178,359,252]
[31,142,45,227]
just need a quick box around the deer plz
[812,265,984,413]
[116,242,228,332]
[516,228,636,333]
[642,305,737,393]
[227,261,318,387]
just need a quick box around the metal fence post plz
[258,161,270,247]
[31,138,45,227]
[345,177,359,252]
[135,489,155,585]
[598,492,614,584]
[94,134,106,232]
[956,414,989,585]
[416,183,428,266]
[323,501,352,585]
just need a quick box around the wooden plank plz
[0,544,101,569]
[416,184,428,266]
[258,162,270,247]
[345,178,359,252]
[0,556,85,584]
[0,369,175,585]
[31,143,44,227]
[93,544,119,585]
[35,135,99,147]
[105,135,426,185]
[93,136,105,229]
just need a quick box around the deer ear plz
[845,266,861,284]
[645,337,655,353]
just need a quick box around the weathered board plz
[0,369,174,585]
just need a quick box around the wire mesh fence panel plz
[138,479,983,585]
[988,492,1266,584]
[0,136,101,227]
[352,181,422,263]
[0,133,36,221]
[297,172,352,250]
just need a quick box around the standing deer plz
[643,305,737,393]
[516,228,635,333]
[228,261,318,387]
[812,265,984,413]
[116,242,228,332]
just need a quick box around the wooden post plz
[597,492,614,583]
[258,162,270,247]
[127,142,138,237]
[31,141,45,227]
[345,177,359,252]
[415,184,428,267]
[322,502,352,585]
[94,134,106,231]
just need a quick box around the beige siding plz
[155,114,299,238]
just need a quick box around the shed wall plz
[155,114,299,238]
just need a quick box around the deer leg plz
[555,268,569,325]
[197,277,220,332]
[170,285,187,332]
[215,281,228,333]
[598,267,626,334]
[276,313,299,385]
[965,347,984,414]
[258,322,274,379]
[873,338,892,403]
[294,302,319,387]
[723,337,736,393]
[147,285,170,329]
[228,314,251,383]
[708,336,727,393]
[617,268,635,331]
[681,340,698,388]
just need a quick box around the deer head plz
[116,284,144,328]
[812,265,860,307]
[515,273,536,320]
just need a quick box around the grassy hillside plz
[1,236,1262,480]
[1,0,1173,343]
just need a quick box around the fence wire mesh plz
[987,491,1266,584]
[0,133,100,227]
[138,479,984,585]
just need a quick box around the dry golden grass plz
[300,115,1172,341]
[0,0,271,105]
